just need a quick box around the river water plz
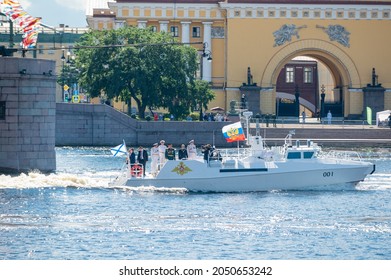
[0,147,390,260]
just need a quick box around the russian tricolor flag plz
[222,122,246,143]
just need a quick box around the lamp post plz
[294,84,300,122]
[199,42,212,121]
[61,48,66,102]
[320,84,326,121]
[200,42,212,81]
[60,46,80,103]
[64,50,78,102]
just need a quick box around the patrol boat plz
[109,131,375,192]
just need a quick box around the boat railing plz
[319,150,363,161]
[215,148,252,160]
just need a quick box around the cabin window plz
[0,101,5,120]
[287,151,301,159]
[303,152,314,159]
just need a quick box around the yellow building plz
[87,0,391,118]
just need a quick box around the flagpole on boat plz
[123,139,131,176]
[237,140,240,158]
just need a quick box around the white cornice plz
[100,2,391,21]
[109,2,219,10]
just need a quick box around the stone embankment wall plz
[56,103,229,147]
[56,104,391,148]
[56,103,138,146]
[0,57,56,173]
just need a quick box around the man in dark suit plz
[137,146,148,176]
[127,148,136,164]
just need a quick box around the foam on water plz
[0,170,188,194]
[0,171,112,189]
[356,172,391,191]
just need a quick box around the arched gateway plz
[261,39,360,117]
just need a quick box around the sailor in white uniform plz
[158,140,167,168]
[187,139,197,160]
[150,143,160,176]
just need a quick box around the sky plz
[19,0,89,27]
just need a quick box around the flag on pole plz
[222,121,246,143]
[1,0,41,49]
[366,107,372,125]
[111,140,127,157]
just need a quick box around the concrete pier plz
[0,57,56,173]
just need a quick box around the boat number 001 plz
[323,171,334,177]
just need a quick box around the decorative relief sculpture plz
[316,24,350,47]
[273,24,307,47]
[211,27,225,38]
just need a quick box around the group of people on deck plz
[127,139,199,176]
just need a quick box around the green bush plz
[189,113,199,121]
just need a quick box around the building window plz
[38,45,44,54]
[286,67,294,83]
[150,26,157,32]
[0,101,5,120]
[304,67,312,83]
[192,27,200,38]
[170,26,179,37]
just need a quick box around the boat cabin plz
[284,140,320,160]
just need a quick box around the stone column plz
[202,22,213,82]
[138,20,147,29]
[0,57,56,173]
[115,20,126,30]
[181,21,191,43]
[159,21,169,33]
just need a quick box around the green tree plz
[189,80,215,120]
[74,26,212,119]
